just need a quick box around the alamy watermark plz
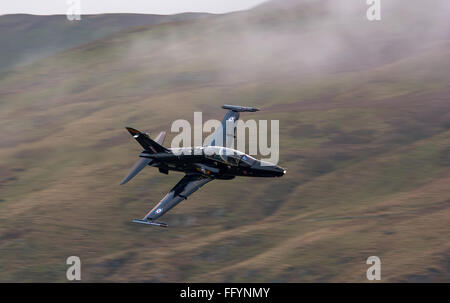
[66,0,82,21]
[366,0,382,21]
[169,112,279,165]
[366,256,381,280]
[66,256,81,281]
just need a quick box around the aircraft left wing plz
[132,173,213,227]
[206,105,259,148]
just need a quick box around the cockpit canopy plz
[171,146,257,166]
[203,146,256,166]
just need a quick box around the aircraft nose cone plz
[252,161,286,177]
[276,166,286,177]
[270,165,286,177]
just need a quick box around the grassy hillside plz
[0,13,210,75]
[0,0,449,282]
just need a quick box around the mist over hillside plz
[0,0,449,282]
[0,12,210,74]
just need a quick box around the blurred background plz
[0,0,449,282]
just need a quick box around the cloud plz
[0,0,268,15]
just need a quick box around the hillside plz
[0,0,449,282]
[0,13,210,74]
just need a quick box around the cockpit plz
[239,154,256,167]
[203,146,257,167]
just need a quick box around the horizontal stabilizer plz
[120,157,151,185]
[154,131,166,145]
[132,219,168,227]
[139,152,179,160]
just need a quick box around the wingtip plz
[132,219,168,227]
[222,105,260,112]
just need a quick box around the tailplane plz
[154,131,166,145]
[120,127,169,185]
[120,157,151,185]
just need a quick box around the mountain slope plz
[0,13,210,74]
[0,0,449,282]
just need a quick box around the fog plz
[114,0,450,90]
[0,0,268,15]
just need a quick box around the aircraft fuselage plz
[139,146,285,179]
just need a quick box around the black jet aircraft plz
[121,105,286,227]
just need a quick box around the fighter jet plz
[121,105,286,227]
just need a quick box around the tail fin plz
[126,127,169,153]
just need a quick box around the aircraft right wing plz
[133,173,213,227]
